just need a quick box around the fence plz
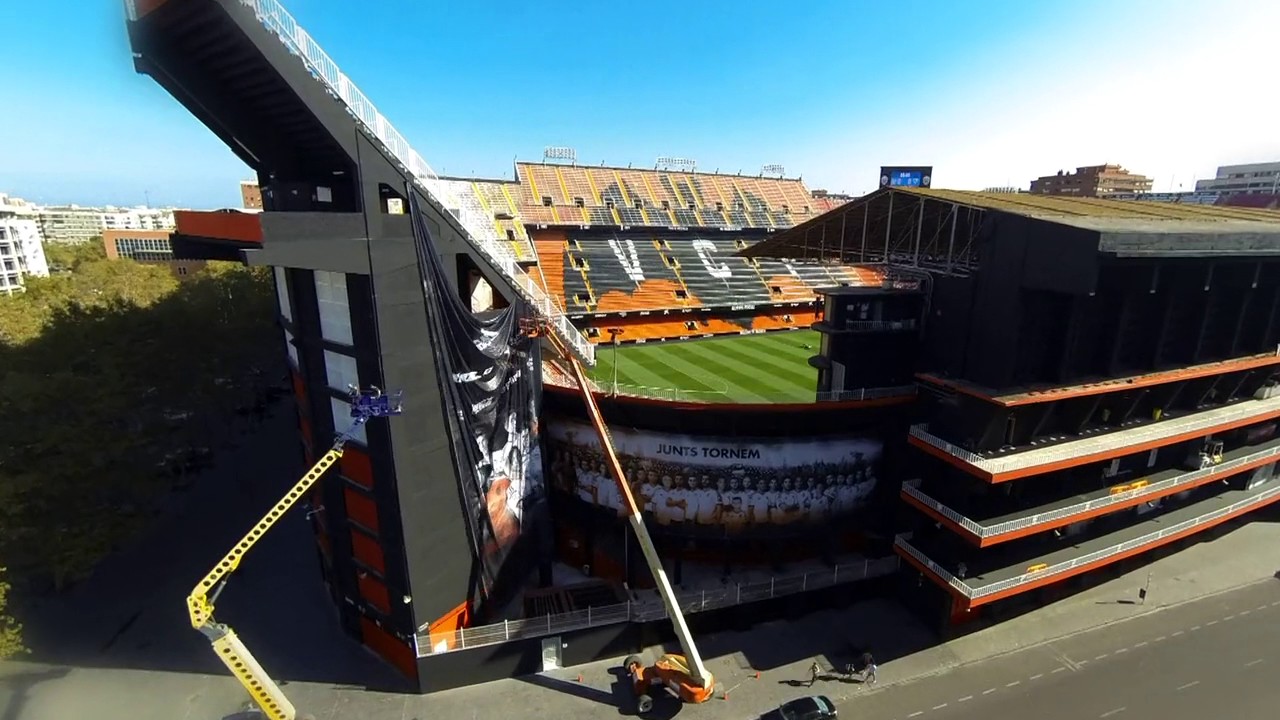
[416,556,900,656]
[207,0,595,364]
[895,481,1280,600]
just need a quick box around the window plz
[274,266,292,322]
[324,350,360,391]
[177,266,188,276]
[314,270,353,345]
[283,328,299,369]
[331,396,368,445]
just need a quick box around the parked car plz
[762,695,839,720]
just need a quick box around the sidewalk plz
[4,510,1277,720]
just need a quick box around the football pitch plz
[586,330,820,403]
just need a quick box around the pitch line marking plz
[1051,667,1067,674]
[1172,630,1185,637]
[1095,653,1110,660]
[1006,680,1021,687]
[1154,636,1167,642]
[1134,641,1148,648]
[1239,609,1251,616]
[1114,647,1128,654]
[908,712,923,718]
[1223,614,1235,621]
[1207,620,1219,626]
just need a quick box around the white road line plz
[1078,660,1090,666]
[1245,659,1264,667]
[1272,601,1280,607]
[1207,620,1219,626]
[1224,614,1235,621]
[959,695,973,702]
[1114,648,1128,654]
[1154,636,1167,642]
[1051,667,1067,674]
[933,703,948,710]
[1134,641,1148,648]
[1240,609,1251,616]
[1259,604,1269,611]
[1095,653,1110,660]
[1172,630,1185,636]
[1191,625,1202,631]
[1030,673,1044,680]
[1100,708,1126,718]
[908,712,923,718]
[1006,680,1021,687]
[1177,680,1200,691]
[982,688,997,695]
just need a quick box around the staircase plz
[136,0,594,365]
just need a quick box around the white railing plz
[972,482,1280,598]
[836,320,918,332]
[232,0,594,364]
[903,442,1280,539]
[547,377,916,404]
[910,396,1280,476]
[416,556,899,656]
[895,481,1280,600]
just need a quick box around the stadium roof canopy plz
[740,187,1280,275]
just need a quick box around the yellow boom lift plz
[186,386,403,720]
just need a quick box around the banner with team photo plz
[544,418,881,529]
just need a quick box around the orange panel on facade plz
[343,486,380,533]
[349,528,387,575]
[340,447,374,489]
[357,572,391,614]
[360,617,418,680]
[174,209,263,243]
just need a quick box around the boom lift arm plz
[186,386,404,720]
[531,319,714,698]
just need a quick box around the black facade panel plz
[365,226,476,629]
[963,215,1027,388]
[1018,216,1100,295]
[254,213,372,273]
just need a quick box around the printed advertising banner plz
[409,193,546,605]
[545,418,880,531]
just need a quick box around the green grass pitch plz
[586,330,820,403]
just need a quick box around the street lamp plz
[608,327,624,395]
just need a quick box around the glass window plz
[330,396,367,445]
[283,328,299,369]
[323,349,359,392]
[314,270,353,345]
[274,266,292,322]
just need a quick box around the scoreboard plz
[880,166,933,189]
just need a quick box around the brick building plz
[102,229,206,278]
[1030,164,1153,198]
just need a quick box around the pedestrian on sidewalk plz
[863,654,877,686]
[808,660,821,687]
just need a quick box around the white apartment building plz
[36,204,175,244]
[1195,161,1280,196]
[0,195,50,296]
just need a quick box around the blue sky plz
[1,0,1276,208]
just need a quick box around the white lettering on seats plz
[608,237,645,282]
[693,239,733,279]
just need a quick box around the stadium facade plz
[127,0,1280,692]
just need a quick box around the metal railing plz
[549,375,916,405]
[910,396,1280,476]
[836,320,918,332]
[903,442,1280,539]
[416,556,899,656]
[229,0,594,364]
[895,481,1280,600]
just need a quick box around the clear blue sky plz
[1,0,1276,209]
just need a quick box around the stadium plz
[128,0,1280,701]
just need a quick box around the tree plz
[0,567,23,659]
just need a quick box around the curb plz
[846,574,1274,699]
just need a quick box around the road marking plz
[933,703,948,710]
[1100,708,1126,718]
[1177,680,1200,691]
[1006,680,1021,687]
[1259,604,1269,610]
[1154,636,1167,642]
[1051,667,1067,674]
[1191,625,1202,631]
[1224,614,1235,621]
[1172,630,1185,636]
[1240,609,1251,616]
[959,695,973,702]
[1095,653,1109,660]
[1030,673,1044,680]
[982,688,997,695]
[1078,660,1090,666]
[908,712,923,718]
[1272,601,1280,607]
[1134,641,1148,648]
[1207,620,1219,626]
[1245,659,1264,667]
[1114,647,1128,654]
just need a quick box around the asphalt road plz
[840,579,1280,720]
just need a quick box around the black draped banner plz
[409,192,547,605]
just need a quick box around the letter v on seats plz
[608,236,645,283]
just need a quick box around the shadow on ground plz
[15,408,407,693]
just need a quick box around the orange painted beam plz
[902,448,1280,547]
[909,407,1280,483]
[899,489,1280,610]
[917,353,1280,408]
